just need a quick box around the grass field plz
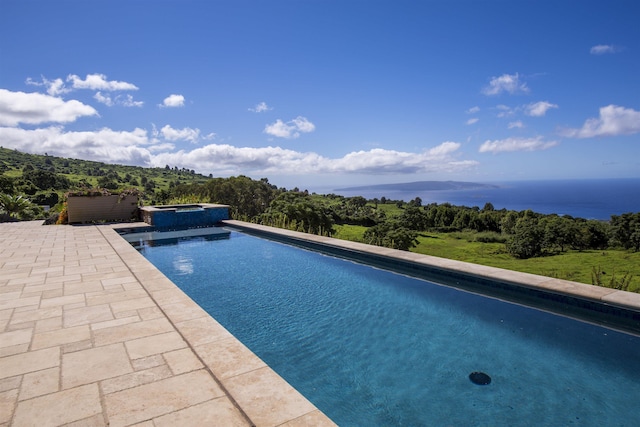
[333,224,640,292]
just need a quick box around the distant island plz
[335,180,500,192]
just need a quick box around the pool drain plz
[469,372,491,385]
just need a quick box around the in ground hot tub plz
[140,203,229,228]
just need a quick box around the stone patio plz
[0,221,336,427]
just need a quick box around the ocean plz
[329,178,640,220]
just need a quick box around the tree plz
[259,191,333,234]
[610,213,640,251]
[397,206,428,231]
[506,216,544,258]
[363,221,418,251]
[408,197,422,207]
[542,216,577,253]
[0,175,15,194]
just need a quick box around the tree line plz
[167,178,640,258]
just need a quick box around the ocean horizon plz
[320,178,640,221]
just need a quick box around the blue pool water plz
[135,231,640,426]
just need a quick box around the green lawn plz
[333,224,640,292]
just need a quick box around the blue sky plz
[1,0,639,190]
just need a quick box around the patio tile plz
[175,315,234,346]
[62,339,93,354]
[12,383,102,427]
[0,343,30,357]
[93,317,174,346]
[65,413,106,427]
[86,289,148,306]
[133,355,166,372]
[0,328,32,349]
[9,307,61,325]
[104,370,225,427]
[63,280,104,296]
[0,388,19,425]
[196,337,267,379]
[62,343,133,389]
[160,299,209,323]
[0,296,40,311]
[163,348,204,375]
[31,324,90,350]
[124,331,187,359]
[19,366,59,401]
[34,316,62,333]
[138,306,164,320]
[110,296,156,315]
[280,410,338,426]
[153,398,251,427]
[39,293,85,308]
[64,304,113,327]
[0,376,21,393]
[224,366,317,427]
[90,314,140,331]
[1,346,59,379]
[100,364,173,394]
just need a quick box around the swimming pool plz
[133,229,640,426]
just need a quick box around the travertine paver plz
[62,342,133,389]
[104,370,225,427]
[0,221,336,426]
[12,383,102,427]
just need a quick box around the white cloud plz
[264,116,315,139]
[508,121,524,129]
[496,104,515,118]
[0,126,152,164]
[160,94,185,108]
[560,105,640,138]
[525,101,558,117]
[427,141,460,156]
[249,102,272,113]
[26,76,68,96]
[482,73,529,96]
[160,125,201,143]
[479,136,558,153]
[67,73,139,91]
[590,44,621,55]
[119,94,144,108]
[0,89,98,126]
[94,91,114,107]
[466,118,479,125]
[94,92,143,108]
[466,106,480,114]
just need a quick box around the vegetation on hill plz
[1,147,639,291]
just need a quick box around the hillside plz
[0,147,212,205]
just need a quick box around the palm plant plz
[0,193,34,219]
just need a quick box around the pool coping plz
[222,220,640,334]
